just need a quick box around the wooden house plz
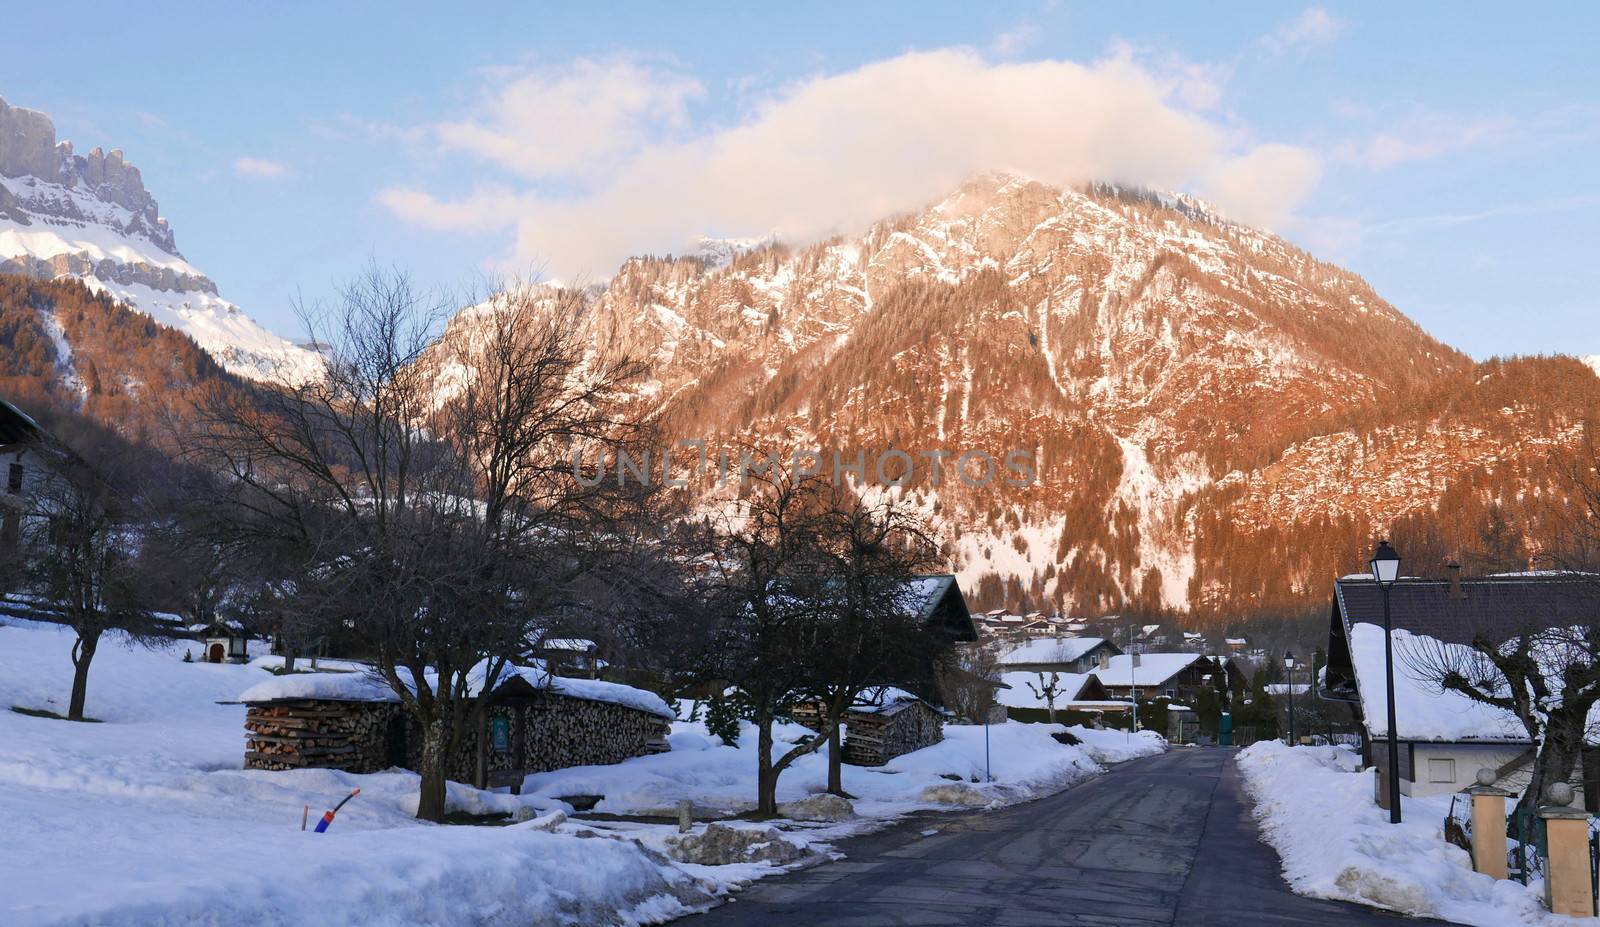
[1092,652,1245,703]
[531,638,600,679]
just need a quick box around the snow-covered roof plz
[1092,653,1204,688]
[850,686,951,717]
[1263,683,1311,696]
[237,661,673,719]
[996,637,1109,667]
[1346,623,1524,742]
[995,672,1098,708]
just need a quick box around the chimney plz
[1447,562,1466,600]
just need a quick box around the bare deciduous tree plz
[15,426,163,720]
[1025,672,1065,725]
[704,470,950,813]
[192,267,646,821]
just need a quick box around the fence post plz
[1541,784,1595,918]
[1467,773,1510,880]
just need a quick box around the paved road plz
[685,748,1452,926]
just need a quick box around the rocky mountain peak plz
[0,94,171,254]
[0,94,320,383]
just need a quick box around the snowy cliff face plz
[0,95,319,383]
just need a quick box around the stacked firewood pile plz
[243,700,400,772]
[245,690,669,781]
[433,691,670,782]
[841,700,944,766]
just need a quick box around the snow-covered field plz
[1238,741,1580,926]
[0,617,1162,926]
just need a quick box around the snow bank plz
[1237,741,1568,926]
[0,620,707,926]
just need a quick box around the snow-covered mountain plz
[436,174,1600,621]
[0,95,319,383]
[1584,355,1600,378]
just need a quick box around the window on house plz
[1427,757,1456,784]
[7,462,22,494]
[1164,689,1175,698]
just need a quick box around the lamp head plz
[1369,540,1401,586]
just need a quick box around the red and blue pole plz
[312,788,360,833]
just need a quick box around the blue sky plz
[2,2,1596,359]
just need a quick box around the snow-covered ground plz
[0,617,1162,926]
[1238,741,1581,926]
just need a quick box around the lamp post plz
[1370,540,1402,824]
[1283,651,1298,747]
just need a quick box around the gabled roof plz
[1092,653,1206,688]
[902,573,977,641]
[1334,573,1600,646]
[0,397,45,449]
[1327,573,1600,743]
[996,637,1113,667]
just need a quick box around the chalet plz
[1091,652,1244,703]
[532,638,600,679]
[238,663,673,791]
[996,637,1121,675]
[1323,571,1600,805]
[903,574,979,643]
[0,398,65,554]
[199,620,250,664]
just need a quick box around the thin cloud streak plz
[1365,193,1600,237]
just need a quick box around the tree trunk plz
[415,715,450,822]
[282,650,296,674]
[1523,709,1587,815]
[756,711,778,817]
[827,721,844,796]
[68,632,98,721]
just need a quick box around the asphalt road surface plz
[684,747,1454,926]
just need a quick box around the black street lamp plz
[1283,651,1298,746]
[1370,539,1402,824]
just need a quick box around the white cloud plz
[1342,113,1514,169]
[1203,144,1324,230]
[1263,7,1346,55]
[433,56,704,181]
[381,48,1322,276]
[233,157,288,179]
